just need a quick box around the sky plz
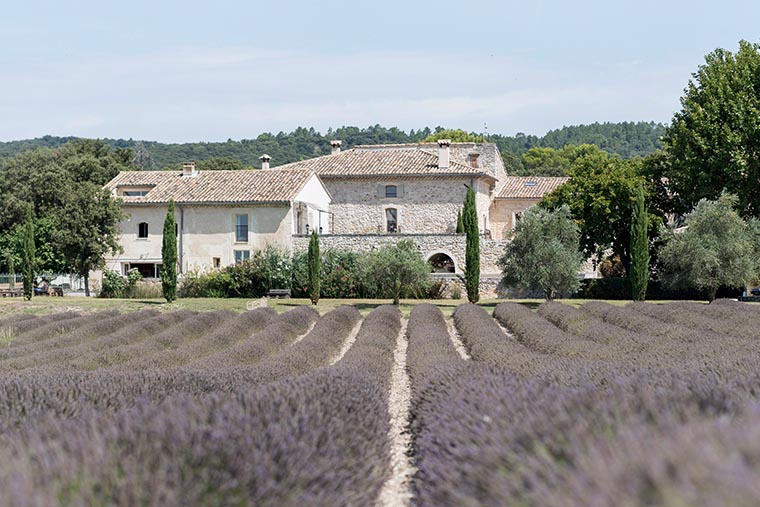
[1,0,759,143]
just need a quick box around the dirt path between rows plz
[446,317,471,360]
[328,318,364,365]
[377,318,415,507]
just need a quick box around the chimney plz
[468,153,480,168]
[182,162,197,177]
[259,154,271,170]
[437,139,451,169]
[330,140,342,155]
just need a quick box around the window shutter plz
[398,184,405,198]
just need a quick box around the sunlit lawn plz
[0,295,674,319]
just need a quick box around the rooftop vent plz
[525,181,537,187]
[260,154,271,170]
[330,140,342,155]
[182,162,198,177]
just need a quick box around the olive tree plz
[498,205,582,300]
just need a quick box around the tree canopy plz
[498,205,582,300]
[422,129,485,143]
[658,194,758,302]
[539,145,656,272]
[0,140,131,287]
[663,40,760,217]
[0,122,665,172]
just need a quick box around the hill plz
[0,122,664,170]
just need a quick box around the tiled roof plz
[495,176,569,199]
[105,169,314,204]
[273,147,492,179]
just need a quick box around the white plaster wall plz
[104,204,294,275]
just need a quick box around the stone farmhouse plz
[101,163,330,278]
[276,140,567,281]
[100,140,568,294]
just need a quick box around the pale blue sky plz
[1,0,759,142]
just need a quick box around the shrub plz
[100,268,142,298]
[292,249,365,298]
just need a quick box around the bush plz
[292,249,365,298]
[100,268,142,298]
[178,246,292,298]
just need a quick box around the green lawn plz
[0,295,647,319]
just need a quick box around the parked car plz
[750,288,760,296]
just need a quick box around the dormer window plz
[118,186,153,197]
[138,222,149,239]
[385,185,398,198]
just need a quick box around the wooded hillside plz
[0,122,663,170]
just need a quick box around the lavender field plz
[0,300,758,506]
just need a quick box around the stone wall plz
[292,233,506,276]
[323,176,493,235]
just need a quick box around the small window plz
[123,190,149,197]
[138,222,149,239]
[385,185,397,198]
[234,250,250,263]
[235,214,249,242]
[212,257,221,269]
[386,208,398,233]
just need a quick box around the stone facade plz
[324,177,493,235]
[488,198,541,240]
[291,233,506,276]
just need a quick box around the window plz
[234,250,250,263]
[386,208,398,233]
[123,190,149,197]
[138,222,149,239]
[235,214,249,242]
[212,257,221,269]
[130,263,161,279]
[385,185,397,198]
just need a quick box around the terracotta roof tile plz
[273,147,492,179]
[495,176,569,199]
[105,169,314,204]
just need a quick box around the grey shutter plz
[398,184,405,198]
[376,184,383,197]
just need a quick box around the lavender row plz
[228,305,361,385]
[0,311,83,348]
[406,333,760,507]
[0,370,390,507]
[194,306,318,368]
[117,307,280,370]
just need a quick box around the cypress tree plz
[630,184,649,301]
[161,199,178,302]
[456,208,464,233]
[22,207,35,301]
[463,186,480,303]
[308,231,321,305]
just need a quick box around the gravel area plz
[377,318,415,507]
[328,318,364,365]
[446,317,471,360]
[292,320,317,344]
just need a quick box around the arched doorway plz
[428,252,456,273]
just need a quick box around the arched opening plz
[138,222,149,239]
[428,252,455,273]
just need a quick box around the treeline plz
[0,122,664,170]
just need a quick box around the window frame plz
[234,250,250,263]
[235,213,249,243]
[137,222,149,239]
[385,207,398,233]
[385,185,398,198]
